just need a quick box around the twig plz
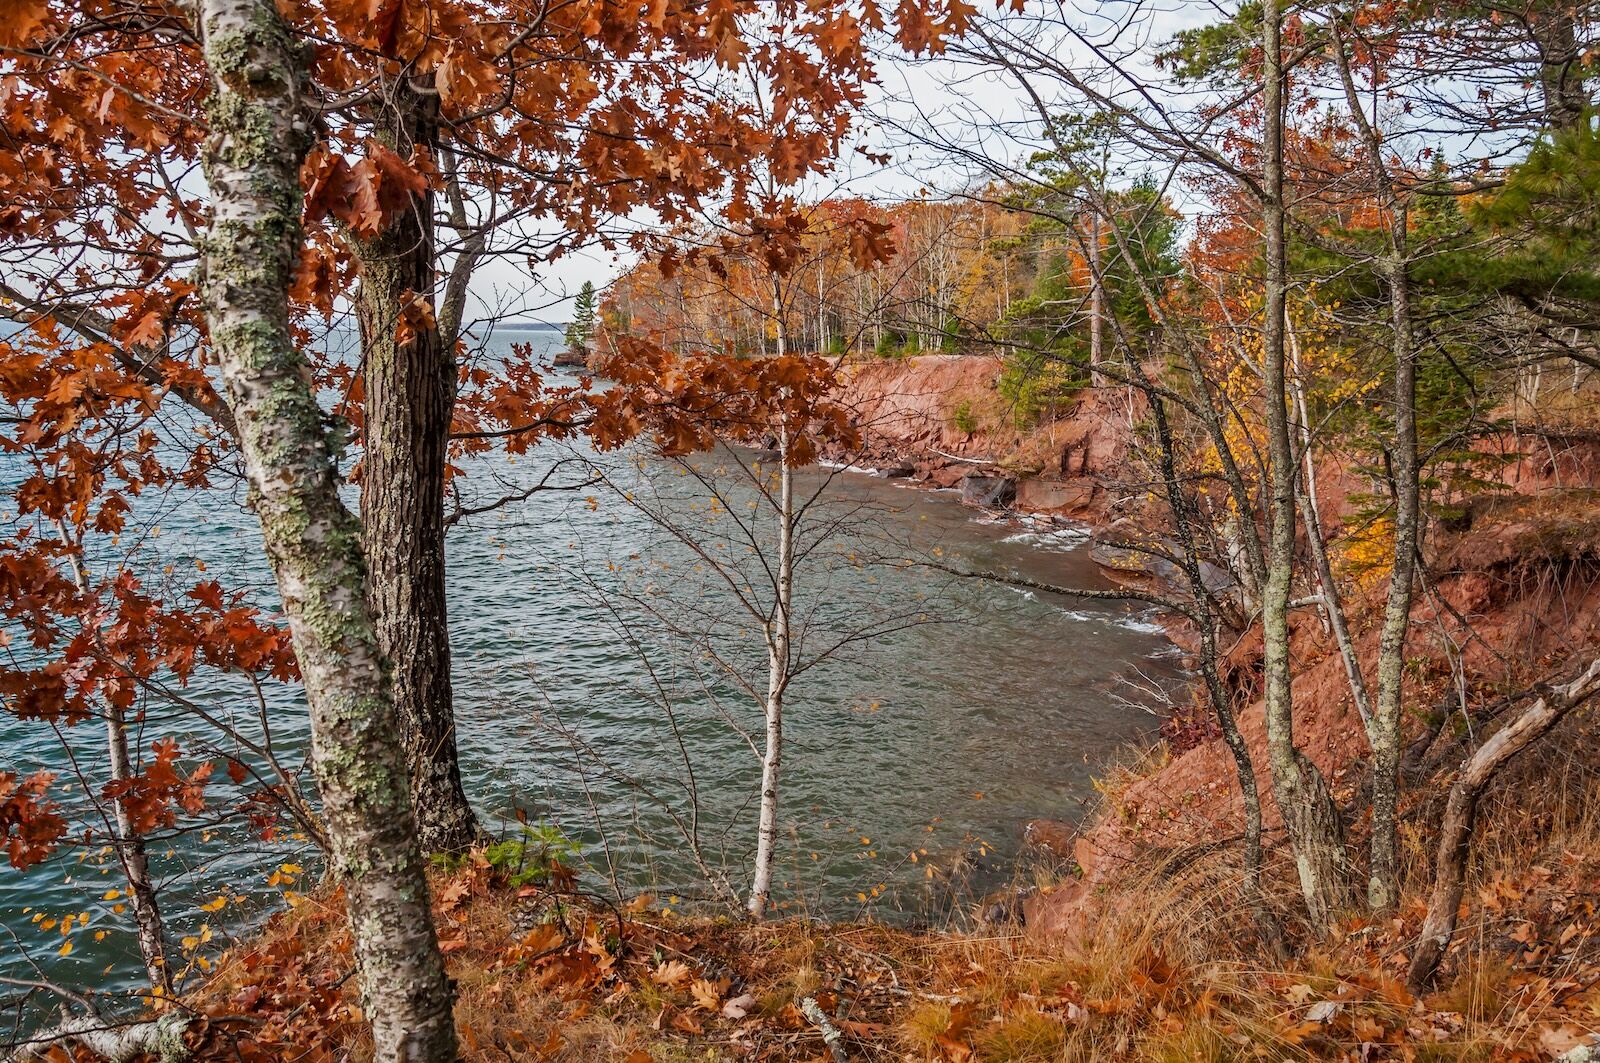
[798,995,848,1063]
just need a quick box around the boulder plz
[959,473,1016,507]
[1022,818,1077,860]
[1022,876,1097,943]
[1015,478,1093,514]
[877,463,916,479]
[980,886,1034,926]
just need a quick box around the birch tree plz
[191,1,455,1056]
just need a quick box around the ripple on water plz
[1,334,1189,994]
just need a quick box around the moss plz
[213,318,292,369]
[203,217,298,294]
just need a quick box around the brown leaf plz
[651,959,691,987]
[689,977,724,1012]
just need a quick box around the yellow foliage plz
[1338,515,1396,591]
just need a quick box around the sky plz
[479,0,1226,327]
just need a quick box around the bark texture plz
[193,5,456,1058]
[1331,23,1421,912]
[1261,0,1355,931]
[353,81,481,855]
[1407,658,1600,992]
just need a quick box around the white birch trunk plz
[192,1,456,1056]
[749,286,795,919]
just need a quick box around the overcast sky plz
[480,0,1223,327]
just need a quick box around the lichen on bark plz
[191,0,457,1057]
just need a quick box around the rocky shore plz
[824,353,1600,942]
[826,354,1128,521]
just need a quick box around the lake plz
[0,327,1185,1000]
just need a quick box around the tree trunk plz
[1145,382,1282,953]
[1366,256,1419,912]
[1331,24,1421,911]
[1261,0,1355,931]
[353,81,481,855]
[1288,323,1372,734]
[1534,4,1586,131]
[1088,208,1104,388]
[749,288,795,920]
[106,707,172,995]
[1407,658,1600,992]
[747,451,791,918]
[58,534,172,994]
[193,8,456,1058]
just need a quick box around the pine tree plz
[566,281,598,352]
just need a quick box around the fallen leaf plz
[652,959,691,987]
[1305,1000,1342,1023]
[721,992,756,1019]
[690,977,725,1011]
[1539,1026,1592,1056]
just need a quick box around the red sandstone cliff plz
[829,354,1600,941]
[833,354,1139,519]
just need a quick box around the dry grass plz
[171,730,1600,1062]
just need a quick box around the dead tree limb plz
[1407,657,1600,992]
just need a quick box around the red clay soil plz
[1027,444,1600,937]
[829,354,1600,941]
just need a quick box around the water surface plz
[0,330,1185,998]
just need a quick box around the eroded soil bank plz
[827,354,1600,942]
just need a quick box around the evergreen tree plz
[566,280,598,351]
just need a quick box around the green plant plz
[998,348,1086,427]
[953,399,978,435]
[431,823,582,887]
[565,280,598,352]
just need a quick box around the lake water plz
[0,328,1186,1002]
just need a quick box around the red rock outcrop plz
[831,354,1139,522]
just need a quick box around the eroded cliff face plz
[1024,436,1600,939]
[831,354,1600,942]
[831,354,1139,521]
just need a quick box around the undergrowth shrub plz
[430,823,580,887]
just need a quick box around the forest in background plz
[3,0,1600,1058]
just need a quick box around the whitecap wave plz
[999,526,1091,551]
